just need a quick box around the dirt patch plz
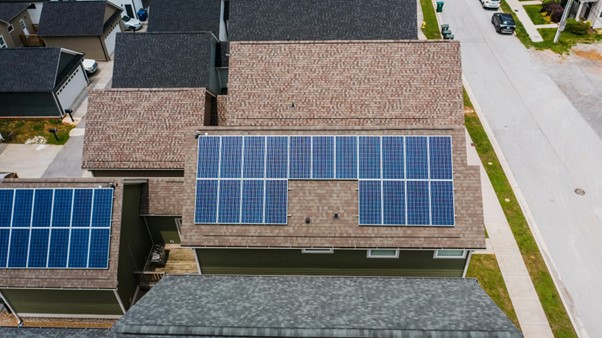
[574,49,602,61]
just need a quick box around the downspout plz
[462,250,473,278]
[0,290,22,327]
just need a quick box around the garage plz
[56,64,88,112]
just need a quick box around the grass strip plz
[420,0,442,39]
[524,5,548,25]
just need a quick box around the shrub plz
[565,18,591,35]
[541,1,564,22]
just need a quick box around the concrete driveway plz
[440,3,602,337]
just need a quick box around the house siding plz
[44,36,106,60]
[7,11,32,48]
[197,249,466,277]
[0,289,122,315]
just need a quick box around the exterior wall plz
[0,92,60,118]
[0,25,13,47]
[116,184,153,310]
[197,249,466,277]
[27,3,44,26]
[144,216,181,244]
[587,1,602,28]
[0,289,122,315]
[56,64,88,111]
[208,39,220,95]
[43,36,107,61]
[7,11,33,48]
[91,169,184,177]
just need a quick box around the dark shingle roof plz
[0,3,28,22]
[0,327,112,337]
[229,0,417,41]
[112,32,213,88]
[37,1,116,36]
[0,48,61,92]
[147,0,221,36]
[113,275,522,338]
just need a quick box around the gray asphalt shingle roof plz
[113,275,522,338]
[229,0,417,41]
[0,48,61,92]
[112,32,214,88]
[0,3,28,22]
[147,0,221,36]
[37,1,113,36]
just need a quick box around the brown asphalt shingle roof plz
[82,88,207,171]
[223,40,463,127]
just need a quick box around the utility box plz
[436,1,444,12]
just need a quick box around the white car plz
[122,16,142,31]
[481,0,500,9]
[82,59,98,75]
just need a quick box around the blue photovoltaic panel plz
[406,137,428,179]
[92,189,113,227]
[52,189,73,227]
[0,229,9,267]
[359,137,381,179]
[8,229,29,267]
[383,181,405,225]
[68,228,89,268]
[195,180,218,223]
[359,181,382,225]
[241,180,264,224]
[266,136,288,179]
[72,189,92,227]
[218,180,241,223]
[264,180,287,224]
[220,136,243,178]
[48,228,69,268]
[243,136,265,178]
[312,136,334,179]
[431,181,455,225]
[407,181,430,225]
[335,136,357,179]
[0,189,13,227]
[197,136,220,178]
[429,136,453,180]
[289,136,311,179]
[89,229,110,268]
[12,189,33,227]
[28,229,50,268]
[32,189,52,227]
[382,137,404,179]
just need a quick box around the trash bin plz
[440,24,450,35]
[137,8,148,21]
[436,1,444,12]
[444,33,454,40]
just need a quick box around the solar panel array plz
[0,188,113,269]
[196,136,454,226]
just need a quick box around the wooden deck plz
[145,244,198,275]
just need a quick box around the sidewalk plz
[504,0,544,42]
[466,131,553,338]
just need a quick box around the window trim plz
[301,248,334,254]
[7,24,13,33]
[433,249,467,259]
[367,249,399,259]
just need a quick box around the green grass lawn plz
[0,119,74,145]
[420,0,442,39]
[463,89,577,338]
[467,254,520,329]
[524,5,549,25]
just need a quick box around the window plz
[434,250,467,259]
[7,24,13,33]
[0,36,7,49]
[367,249,399,258]
[301,248,334,254]
[28,4,36,9]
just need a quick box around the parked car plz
[481,0,500,9]
[82,59,98,75]
[122,15,142,31]
[491,13,516,34]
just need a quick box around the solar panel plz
[195,135,455,227]
[0,188,114,269]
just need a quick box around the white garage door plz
[57,66,88,112]
[104,22,120,58]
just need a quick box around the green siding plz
[144,216,181,244]
[198,249,466,277]
[116,185,153,310]
[0,289,121,315]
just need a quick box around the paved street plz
[440,3,602,337]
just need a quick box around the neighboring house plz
[112,276,522,338]
[575,0,602,28]
[0,47,88,118]
[111,32,222,94]
[37,0,123,60]
[110,0,143,19]
[0,178,153,318]
[227,0,417,41]
[147,0,223,40]
[0,3,34,48]
[82,88,210,177]
[0,0,48,25]
[179,40,485,277]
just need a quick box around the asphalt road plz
[440,3,602,337]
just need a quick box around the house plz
[0,178,153,318]
[575,0,602,28]
[82,88,210,177]
[0,47,88,118]
[227,0,417,41]
[0,0,48,25]
[109,0,143,19]
[112,275,522,337]
[0,3,34,48]
[179,40,485,277]
[147,0,223,40]
[111,32,222,94]
[37,0,123,61]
